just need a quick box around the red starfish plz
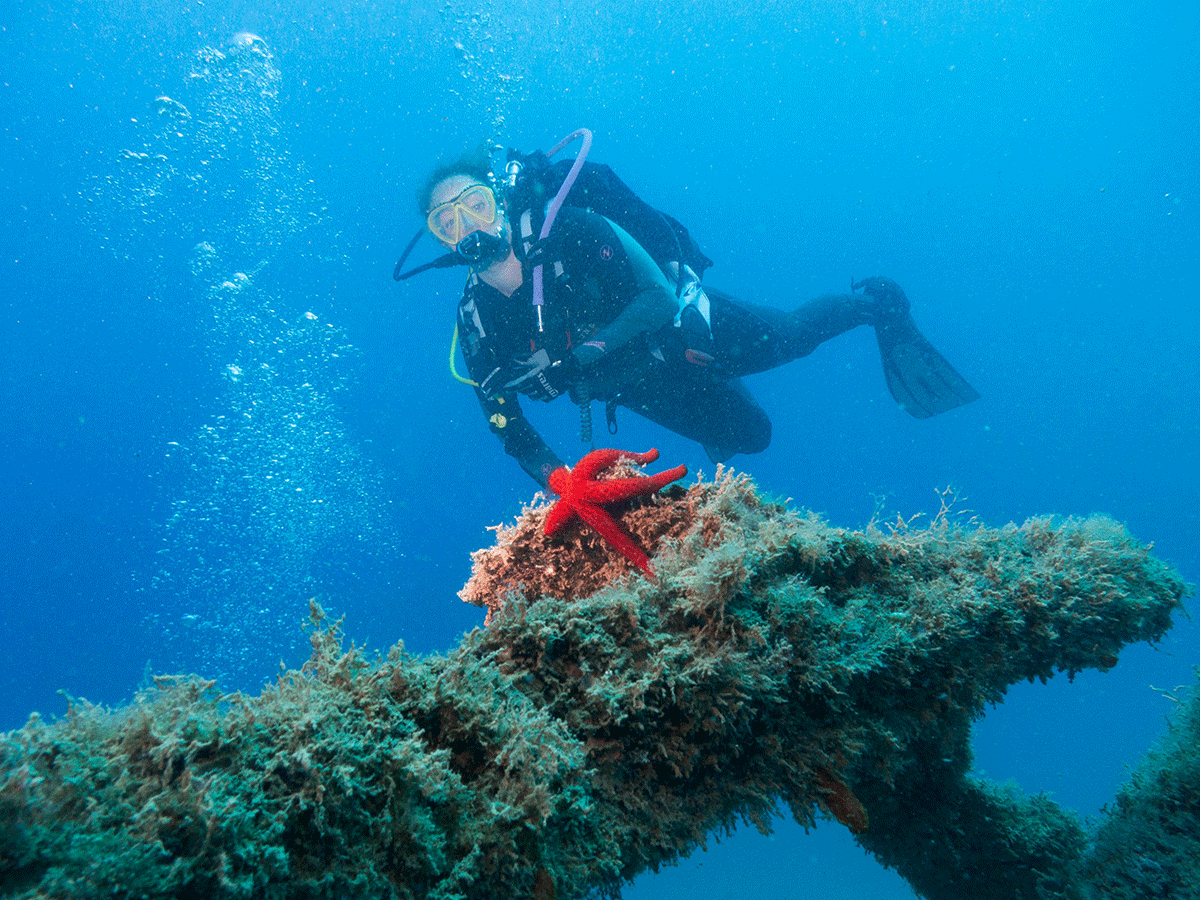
[545,448,688,577]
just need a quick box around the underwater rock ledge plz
[0,470,1189,900]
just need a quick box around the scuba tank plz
[503,147,713,284]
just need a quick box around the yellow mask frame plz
[426,184,497,246]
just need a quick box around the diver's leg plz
[707,287,875,378]
[615,367,771,462]
[707,281,978,417]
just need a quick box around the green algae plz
[1082,673,1200,898]
[0,472,1190,899]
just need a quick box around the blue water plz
[2,2,1197,896]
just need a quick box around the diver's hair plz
[416,144,493,215]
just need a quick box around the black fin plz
[875,313,980,418]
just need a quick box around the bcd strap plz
[519,208,566,282]
[519,209,535,256]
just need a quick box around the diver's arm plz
[474,389,564,488]
[573,219,677,365]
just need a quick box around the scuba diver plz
[396,130,979,488]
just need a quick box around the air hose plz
[530,128,596,446]
[531,127,592,333]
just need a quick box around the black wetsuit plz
[456,206,877,487]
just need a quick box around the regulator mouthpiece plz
[456,230,508,267]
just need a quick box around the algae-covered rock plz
[0,470,1189,899]
[1082,674,1200,899]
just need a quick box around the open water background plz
[2,1,1197,895]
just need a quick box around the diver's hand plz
[852,276,911,321]
[478,364,513,400]
[500,349,580,402]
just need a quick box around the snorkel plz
[530,127,592,332]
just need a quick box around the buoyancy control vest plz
[502,149,714,281]
[503,143,717,379]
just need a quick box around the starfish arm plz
[574,501,653,576]
[547,466,572,498]
[622,448,660,466]
[572,448,628,484]
[544,499,577,536]
[642,463,688,492]
[579,464,689,504]
[580,476,662,504]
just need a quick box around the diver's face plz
[427,175,503,249]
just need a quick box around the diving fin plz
[875,312,980,418]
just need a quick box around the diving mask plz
[426,184,497,246]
